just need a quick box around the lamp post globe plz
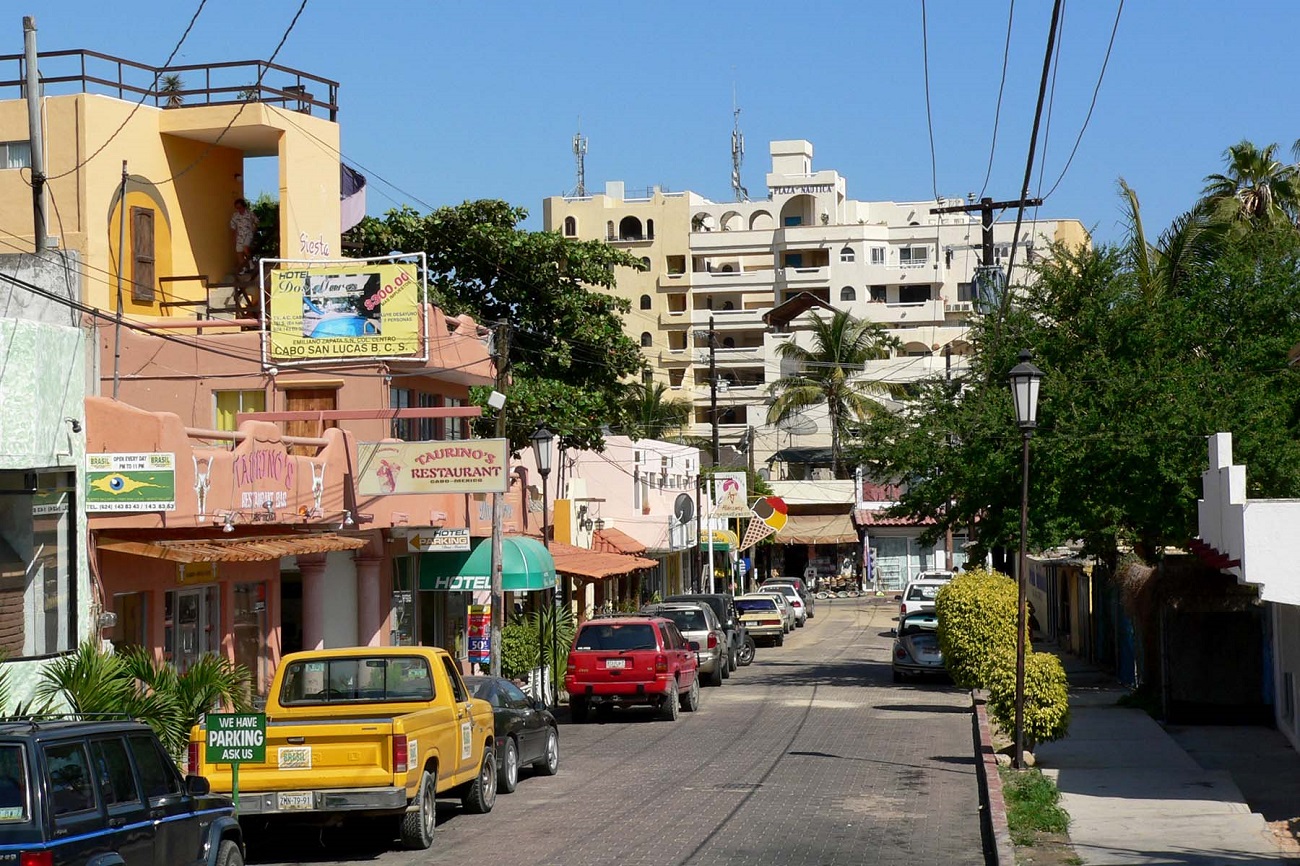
[1007,349,1043,771]
[530,426,554,478]
[1009,349,1044,431]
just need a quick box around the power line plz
[920,0,940,201]
[977,0,1016,201]
[1041,0,1124,201]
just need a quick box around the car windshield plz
[0,744,25,821]
[465,677,496,703]
[279,656,435,705]
[656,609,708,633]
[574,623,658,651]
[906,584,941,601]
[735,598,778,613]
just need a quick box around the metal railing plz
[0,49,339,120]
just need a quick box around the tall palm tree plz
[621,380,693,442]
[1119,178,1225,301]
[766,310,901,477]
[1200,140,1300,227]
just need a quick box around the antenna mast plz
[731,85,748,202]
[572,121,588,197]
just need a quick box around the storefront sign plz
[177,562,218,585]
[712,472,750,518]
[467,604,490,665]
[205,713,267,764]
[423,574,492,592]
[358,440,509,496]
[269,263,421,360]
[407,528,471,553]
[86,453,176,512]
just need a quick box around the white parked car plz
[759,584,807,628]
[898,578,950,619]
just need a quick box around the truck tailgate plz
[197,717,397,792]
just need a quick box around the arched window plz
[606,220,615,240]
[619,216,643,241]
[722,337,736,349]
[639,295,652,310]
[563,216,577,237]
[840,286,856,302]
[640,332,653,348]
[640,257,651,269]
[722,300,735,310]
[646,219,655,240]
[840,246,855,262]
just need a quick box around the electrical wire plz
[1041,0,1124,201]
[977,0,1016,201]
[920,0,940,201]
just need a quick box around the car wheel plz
[706,664,724,687]
[499,737,519,794]
[533,727,559,776]
[400,770,436,850]
[795,618,805,628]
[216,839,244,866]
[728,648,738,673]
[775,633,785,647]
[659,682,680,721]
[849,590,861,598]
[681,676,701,712]
[569,698,589,724]
[721,654,732,678]
[461,747,498,814]
[738,636,756,666]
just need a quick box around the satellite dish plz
[776,414,817,435]
[674,493,695,525]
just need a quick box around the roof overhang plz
[97,533,367,563]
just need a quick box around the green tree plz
[766,310,901,478]
[347,202,647,452]
[1200,140,1300,227]
[620,381,693,442]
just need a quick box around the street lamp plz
[1008,349,1044,770]
[530,426,556,707]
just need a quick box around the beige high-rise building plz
[543,140,1087,477]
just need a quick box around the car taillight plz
[393,733,409,775]
[655,654,668,674]
[895,647,909,660]
[21,852,53,866]
[707,633,718,649]
[792,599,802,608]
[187,740,200,775]
[900,603,907,616]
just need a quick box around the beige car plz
[735,594,787,646]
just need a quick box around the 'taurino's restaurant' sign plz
[358,440,510,496]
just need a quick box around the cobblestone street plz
[250,599,984,866]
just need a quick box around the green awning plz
[419,536,556,592]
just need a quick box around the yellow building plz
[0,51,342,316]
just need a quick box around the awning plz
[592,527,646,556]
[774,514,859,545]
[419,536,556,592]
[547,541,656,581]
[97,533,368,563]
[766,446,835,466]
[699,529,738,552]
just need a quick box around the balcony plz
[774,266,829,289]
[689,308,765,329]
[658,273,690,291]
[658,310,690,327]
[688,268,776,290]
[857,300,948,326]
[658,348,693,367]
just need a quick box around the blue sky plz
[30,0,1300,244]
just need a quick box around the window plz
[642,369,653,384]
[390,388,414,440]
[131,207,156,302]
[0,745,25,820]
[563,216,577,236]
[639,294,652,310]
[722,337,736,349]
[639,256,651,269]
[647,218,655,240]
[839,246,855,262]
[869,285,887,303]
[666,255,686,275]
[279,656,435,704]
[44,742,96,816]
[957,282,975,302]
[445,396,465,441]
[898,285,931,304]
[899,246,928,266]
[0,471,75,658]
[0,141,30,170]
[870,246,886,265]
[640,332,653,348]
[783,253,804,268]
[783,215,803,227]
[127,735,181,802]
[91,738,141,808]
[840,286,856,302]
[215,390,266,431]
[441,655,468,702]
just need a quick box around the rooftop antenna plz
[731,81,748,202]
[572,119,588,198]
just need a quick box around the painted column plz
[355,556,384,647]
[298,553,329,651]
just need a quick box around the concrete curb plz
[971,691,1016,866]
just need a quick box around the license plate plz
[277,791,313,811]
[604,658,627,669]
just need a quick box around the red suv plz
[565,616,700,723]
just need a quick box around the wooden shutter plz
[283,388,338,456]
[131,206,156,303]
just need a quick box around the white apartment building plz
[542,140,1087,475]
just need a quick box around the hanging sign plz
[467,605,491,665]
[358,440,509,495]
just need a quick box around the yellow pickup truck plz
[189,645,497,850]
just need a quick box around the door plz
[439,655,477,778]
[167,587,219,673]
[127,734,200,866]
[131,206,155,303]
[283,387,337,456]
[42,740,109,865]
[499,679,545,763]
[90,736,155,865]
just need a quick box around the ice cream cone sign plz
[750,496,788,531]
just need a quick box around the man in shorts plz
[229,198,256,274]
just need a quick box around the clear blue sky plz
[28,1,1300,244]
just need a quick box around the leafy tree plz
[348,202,647,451]
[766,310,901,478]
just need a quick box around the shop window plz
[110,592,147,655]
[391,557,415,646]
[164,585,220,673]
[0,471,75,658]
[214,390,265,431]
[233,582,270,696]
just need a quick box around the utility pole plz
[23,17,46,253]
[488,324,510,678]
[707,316,719,465]
[943,344,954,571]
[931,196,1041,312]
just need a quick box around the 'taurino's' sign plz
[358,440,509,496]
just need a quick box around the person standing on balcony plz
[230,198,256,274]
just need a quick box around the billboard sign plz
[358,440,510,496]
[712,472,750,518]
[86,453,176,512]
[268,263,421,360]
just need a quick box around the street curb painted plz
[971,691,1016,866]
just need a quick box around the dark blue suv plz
[0,718,242,866]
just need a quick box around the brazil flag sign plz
[86,453,176,512]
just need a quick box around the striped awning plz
[97,533,368,563]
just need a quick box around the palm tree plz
[1119,178,1226,300]
[1200,140,1300,227]
[621,380,693,441]
[158,73,185,109]
[766,310,902,477]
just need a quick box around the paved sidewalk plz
[1035,652,1295,865]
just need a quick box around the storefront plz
[771,514,859,590]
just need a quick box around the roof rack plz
[0,712,138,730]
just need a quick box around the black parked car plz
[0,716,242,865]
[664,593,755,667]
[465,677,560,794]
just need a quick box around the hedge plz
[934,568,1020,689]
[988,651,1071,748]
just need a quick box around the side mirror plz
[688,640,701,652]
[185,774,211,796]
[893,594,902,601]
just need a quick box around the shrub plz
[988,651,1071,749]
[500,621,540,681]
[934,568,1020,689]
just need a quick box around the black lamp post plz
[1008,349,1044,770]
[530,426,555,706]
